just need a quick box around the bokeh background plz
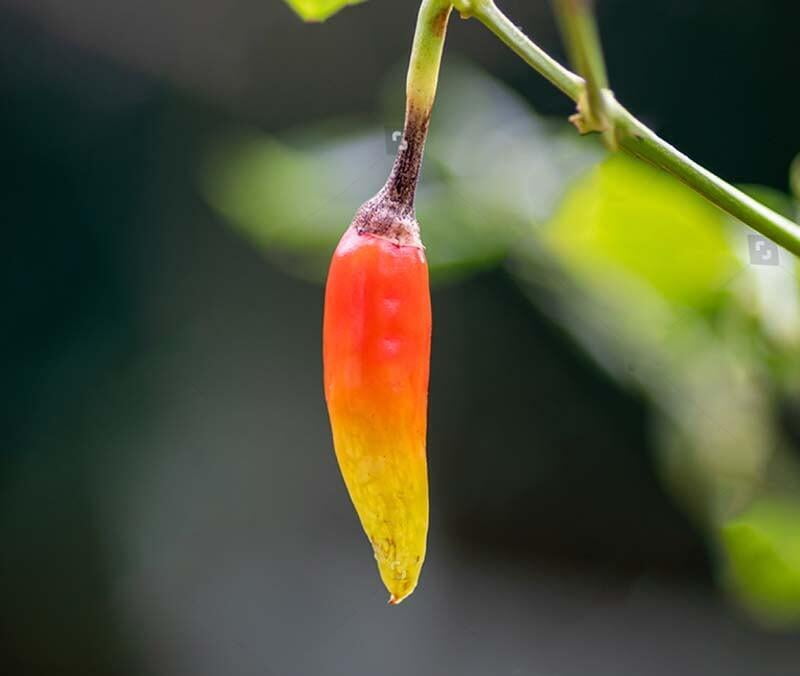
[3,0,800,674]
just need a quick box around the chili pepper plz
[322,0,451,603]
[323,192,432,604]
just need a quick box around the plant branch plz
[453,0,800,257]
[617,112,800,254]
[456,0,582,100]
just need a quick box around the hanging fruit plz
[322,1,451,604]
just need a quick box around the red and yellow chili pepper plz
[322,1,451,604]
[324,223,431,604]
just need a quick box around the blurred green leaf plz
[722,498,800,626]
[202,127,515,282]
[202,130,378,279]
[542,154,741,310]
[283,0,364,22]
[514,156,800,555]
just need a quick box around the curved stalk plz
[457,0,582,100]
[383,0,452,210]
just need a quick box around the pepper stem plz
[383,0,453,212]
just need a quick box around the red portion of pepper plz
[323,225,431,603]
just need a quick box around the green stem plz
[553,0,614,145]
[383,0,452,210]
[618,112,800,254]
[454,0,800,257]
[406,0,453,116]
[459,0,582,100]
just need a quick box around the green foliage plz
[722,498,800,626]
[283,0,365,22]
[544,155,740,309]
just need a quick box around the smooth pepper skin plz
[323,226,431,604]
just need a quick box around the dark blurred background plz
[3,1,800,674]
